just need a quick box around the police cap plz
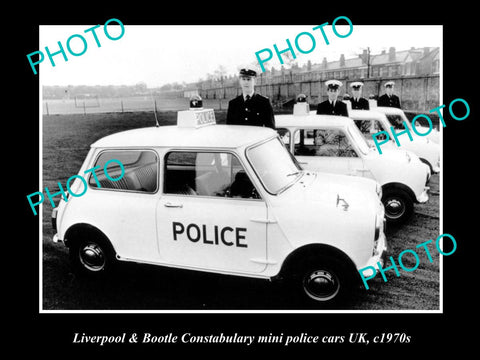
[239,66,257,77]
[384,81,395,88]
[350,81,364,90]
[325,79,342,90]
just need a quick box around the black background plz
[14,2,476,355]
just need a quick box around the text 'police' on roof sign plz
[177,108,216,128]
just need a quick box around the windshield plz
[347,123,370,155]
[247,137,302,194]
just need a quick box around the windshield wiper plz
[276,171,303,194]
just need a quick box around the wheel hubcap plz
[385,198,405,219]
[79,243,105,271]
[303,270,340,301]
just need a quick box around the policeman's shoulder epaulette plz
[256,94,269,100]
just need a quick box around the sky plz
[37,24,442,88]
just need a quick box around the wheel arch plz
[64,223,117,256]
[381,182,416,203]
[419,157,433,173]
[275,243,358,282]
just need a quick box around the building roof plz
[290,47,439,73]
[91,124,276,149]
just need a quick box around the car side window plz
[386,114,405,130]
[89,150,158,192]
[353,119,387,141]
[293,129,358,157]
[164,151,260,199]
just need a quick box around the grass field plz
[41,110,440,311]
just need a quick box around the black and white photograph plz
[39,23,443,312]
[15,5,476,355]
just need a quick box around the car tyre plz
[287,255,352,308]
[69,233,116,277]
[382,188,414,225]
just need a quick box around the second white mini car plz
[276,112,430,224]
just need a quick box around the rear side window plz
[293,129,358,157]
[89,150,158,193]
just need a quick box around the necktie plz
[245,95,251,101]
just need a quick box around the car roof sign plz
[177,108,216,128]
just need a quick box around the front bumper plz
[416,186,430,203]
[359,230,388,278]
[52,233,61,243]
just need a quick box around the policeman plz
[377,81,401,108]
[349,82,370,110]
[226,66,275,129]
[316,80,349,116]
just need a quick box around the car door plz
[156,150,267,274]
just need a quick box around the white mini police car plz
[275,105,430,224]
[51,108,387,306]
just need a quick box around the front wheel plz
[288,255,353,307]
[382,188,414,225]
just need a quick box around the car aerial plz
[51,108,387,306]
[374,105,440,145]
[349,109,441,174]
[275,107,430,224]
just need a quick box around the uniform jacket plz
[350,97,370,110]
[377,94,401,108]
[316,99,349,116]
[226,93,275,129]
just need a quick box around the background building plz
[197,47,440,112]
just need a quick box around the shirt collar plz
[243,92,254,100]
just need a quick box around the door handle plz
[164,202,183,208]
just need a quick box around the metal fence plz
[42,96,231,116]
